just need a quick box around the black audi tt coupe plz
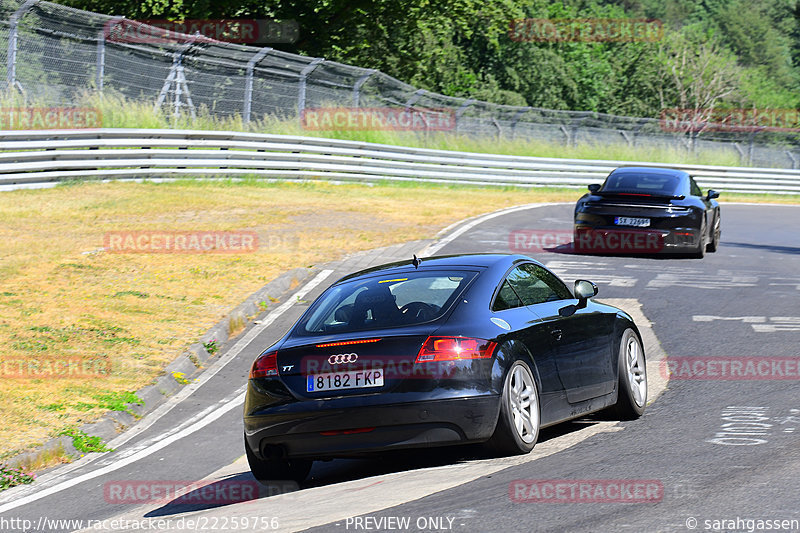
[574,166,721,257]
[244,254,648,482]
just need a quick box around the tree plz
[657,30,741,141]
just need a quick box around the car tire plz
[610,329,647,420]
[245,435,312,484]
[486,360,540,455]
[706,216,720,253]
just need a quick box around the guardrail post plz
[96,30,105,91]
[352,70,375,108]
[297,58,324,117]
[510,108,529,140]
[96,17,123,92]
[559,125,570,146]
[747,130,759,166]
[455,98,475,135]
[243,47,272,124]
[787,151,799,170]
[6,0,40,91]
[732,142,746,165]
[491,117,501,140]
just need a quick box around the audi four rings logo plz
[328,353,358,364]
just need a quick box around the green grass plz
[58,428,113,454]
[0,89,754,168]
[0,464,36,491]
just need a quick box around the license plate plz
[614,216,650,227]
[306,370,384,392]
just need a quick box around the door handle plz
[550,329,563,341]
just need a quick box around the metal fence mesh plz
[2,0,799,168]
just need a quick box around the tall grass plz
[2,89,744,166]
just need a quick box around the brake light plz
[249,351,278,378]
[315,338,381,348]
[617,193,652,197]
[415,336,496,363]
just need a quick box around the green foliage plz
[53,0,800,116]
[58,428,113,453]
[203,339,219,355]
[0,464,36,491]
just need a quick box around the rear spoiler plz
[595,191,685,200]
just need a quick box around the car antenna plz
[412,255,421,269]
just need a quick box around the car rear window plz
[602,172,681,195]
[295,270,477,335]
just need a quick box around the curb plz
[6,267,316,471]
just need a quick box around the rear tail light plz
[415,336,497,363]
[249,351,278,378]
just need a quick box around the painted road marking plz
[420,203,561,256]
[647,270,758,290]
[0,269,335,512]
[545,259,637,287]
[692,315,800,332]
[769,277,800,290]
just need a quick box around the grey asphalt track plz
[1,203,798,533]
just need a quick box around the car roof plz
[609,166,690,180]
[333,253,538,284]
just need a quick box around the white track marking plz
[647,271,758,289]
[87,422,624,533]
[0,391,244,514]
[419,203,563,256]
[545,259,638,287]
[692,315,800,332]
[0,269,333,510]
[80,298,670,533]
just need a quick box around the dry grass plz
[11,441,71,473]
[0,179,576,459]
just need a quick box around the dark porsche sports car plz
[244,254,647,482]
[574,166,721,257]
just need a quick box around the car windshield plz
[601,172,682,195]
[295,270,477,336]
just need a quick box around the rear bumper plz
[573,225,700,254]
[244,387,499,459]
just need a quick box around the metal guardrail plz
[1,129,799,193]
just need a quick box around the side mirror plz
[707,189,719,200]
[574,280,598,304]
[588,184,601,193]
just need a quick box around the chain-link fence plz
[2,0,799,168]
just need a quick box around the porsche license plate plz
[614,216,650,227]
[306,370,384,392]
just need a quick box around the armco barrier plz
[1,129,799,193]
